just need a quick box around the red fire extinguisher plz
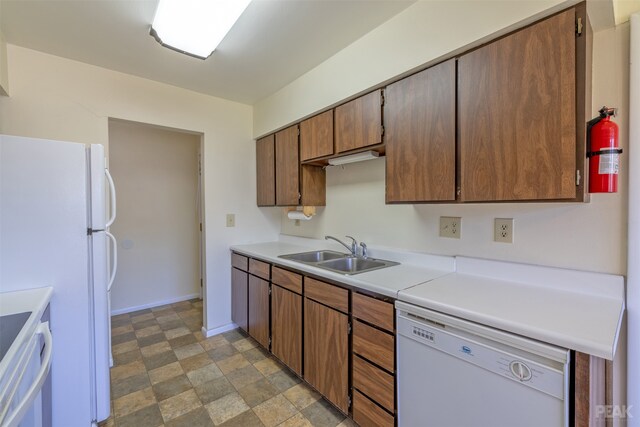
[587,106,622,193]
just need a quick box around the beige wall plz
[109,120,201,313]
[0,2,8,96]
[0,45,282,332]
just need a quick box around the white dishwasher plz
[396,301,570,427]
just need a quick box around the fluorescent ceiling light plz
[328,151,380,166]
[151,0,251,59]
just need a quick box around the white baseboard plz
[111,293,201,315]
[201,323,237,338]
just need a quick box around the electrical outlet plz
[226,214,235,227]
[494,218,514,243]
[439,216,461,239]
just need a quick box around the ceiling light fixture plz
[328,151,380,166]
[150,0,251,60]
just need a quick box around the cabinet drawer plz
[304,277,348,313]
[353,355,394,412]
[231,253,248,271]
[353,390,394,427]
[249,259,270,280]
[272,266,302,294]
[353,320,394,372]
[352,292,394,332]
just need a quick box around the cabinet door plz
[275,125,300,206]
[300,110,333,161]
[256,135,275,206]
[335,90,383,154]
[458,9,576,201]
[271,285,302,375]
[248,275,270,349]
[304,298,349,413]
[385,60,456,203]
[231,268,248,332]
[300,165,325,206]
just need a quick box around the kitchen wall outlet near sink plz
[440,216,461,239]
[226,214,235,227]
[494,218,514,243]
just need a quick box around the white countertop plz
[0,286,53,381]
[398,257,625,360]
[230,237,455,298]
[231,237,624,360]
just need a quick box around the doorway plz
[107,119,204,321]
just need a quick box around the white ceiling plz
[0,0,415,104]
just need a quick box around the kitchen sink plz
[279,250,348,263]
[279,250,398,275]
[316,257,399,274]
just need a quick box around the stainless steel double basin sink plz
[279,250,398,275]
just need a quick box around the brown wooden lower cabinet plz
[248,274,270,349]
[353,390,395,427]
[303,297,349,413]
[231,267,248,332]
[271,285,302,375]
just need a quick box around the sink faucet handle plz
[360,242,368,258]
[345,235,357,255]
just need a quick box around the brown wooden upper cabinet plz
[335,90,383,154]
[458,7,585,201]
[275,125,300,206]
[385,59,456,203]
[256,135,275,206]
[256,124,326,207]
[300,110,334,161]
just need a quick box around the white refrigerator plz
[0,134,117,426]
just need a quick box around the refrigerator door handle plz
[105,168,116,228]
[106,231,118,291]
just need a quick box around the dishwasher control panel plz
[397,313,567,400]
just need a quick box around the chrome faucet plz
[325,235,358,256]
[360,242,368,259]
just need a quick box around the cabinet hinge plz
[347,322,352,335]
[269,287,272,295]
[269,337,272,346]
[298,192,302,201]
[576,169,581,186]
[297,127,300,136]
[348,394,352,409]
[380,125,385,138]
[576,17,583,36]
[380,90,385,107]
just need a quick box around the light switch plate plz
[226,214,235,227]
[439,216,461,239]
[494,218,514,243]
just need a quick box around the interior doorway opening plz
[107,118,205,330]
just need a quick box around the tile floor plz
[100,299,356,427]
